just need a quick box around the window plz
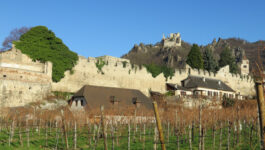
[194,91,200,95]
[181,91,186,96]
[214,92,218,96]
[243,65,247,68]
[208,91,212,96]
[224,93,227,97]
[3,75,6,77]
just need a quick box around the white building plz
[167,75,238,99]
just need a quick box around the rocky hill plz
[122,35,265,72]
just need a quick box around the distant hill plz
[122,36,265,73]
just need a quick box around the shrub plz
[222,96,235,108]
[144,64,175,79]
[122,61,128,68]
[95,58,105,72]
[14,26,78,82]
[131,63,134,69]
[70,69,74,75]
[52,91,74,100]
[165,91,175,96]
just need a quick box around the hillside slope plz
[122,37,265,72]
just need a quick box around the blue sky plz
[0,0,264,57]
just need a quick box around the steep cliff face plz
[122,38,265,72]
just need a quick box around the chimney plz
[202,77,205,82]
[218,81,221,85]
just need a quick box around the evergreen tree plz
[219,47,238,74]
[219,47,232,67]
[14,26,78,82]
[229,61,239,74]
[203,48,218,72]
[186,44,204,69]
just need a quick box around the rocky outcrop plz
[123,36,265,72]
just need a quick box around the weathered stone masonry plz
[0,45,52,107]
[52,55,255,97]
[0,46,255,107]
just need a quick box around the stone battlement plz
[0,45,255,107]
[53,55,255,97]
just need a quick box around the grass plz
[0,122,260,150]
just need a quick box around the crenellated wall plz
[52,55,255,96]
[52,56,167,95]
[0,46,255,107]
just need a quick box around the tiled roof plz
[181,75,235,92]
[73,85,153,109]
[166,83,191,91]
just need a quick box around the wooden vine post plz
[255,80,265,150]
[153,101,166,150]
[101,105,108,150]
[199,104,202,150]
[61,110,69,150]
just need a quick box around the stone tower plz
[240,55,249,75]
[162,33,181,47]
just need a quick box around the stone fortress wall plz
[0,45,255,107]
[0,45,52,107]
[52,55,255,97]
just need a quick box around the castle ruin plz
[162,33,181,47]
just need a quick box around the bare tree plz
[1,27,30,51]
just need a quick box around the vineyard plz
[0,100,259,150]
